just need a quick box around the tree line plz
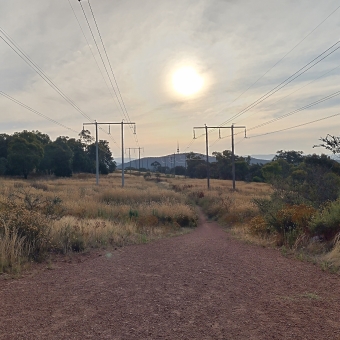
[155,148,340,191]
[0,130,116,178]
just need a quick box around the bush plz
[248,216,271,235]
[272,204,316,247]
[309,200,340,240]
[253,198,316,247]
[0,202,51,260]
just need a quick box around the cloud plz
[0,0,339,156]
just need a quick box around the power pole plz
[126,147,131,175]
[193,124,210,189]
[84,121,135,187]
[193,124,246,190]
[125,147,144,175]
[174,142,179,178]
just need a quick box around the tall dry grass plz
[169,177,271,224]
[0,173,197,273]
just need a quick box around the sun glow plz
[172,67,204,96]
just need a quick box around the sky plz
[1,0,340,160]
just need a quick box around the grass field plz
[0,173,197,274]
[2,172,340,275]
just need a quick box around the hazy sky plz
[1,0,340,159]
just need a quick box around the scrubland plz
[168,176,340,273]
[0,173,197,274]
[2,171,340,275]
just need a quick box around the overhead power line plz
[215,88,340,144]
[194,40,340,143]
[0,27,118,146]
[247,112,340,139]
[0,91,78,134]
[215,3,340,118]
[67,0,111,94]
[237,62,340,124]
[79,0,140,147]
[0,28,92,122]
[218,41,340,127]
[248,90,340,132]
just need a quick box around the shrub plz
[0,202,51,260]
[253,198,316,247]
[309,200,340,240]
[248,216,271,235]
[272,204,316,247]
[0,225,25,273]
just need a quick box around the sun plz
[172,67,204,96]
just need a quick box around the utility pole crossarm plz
[83,121,136,187]
[192,124,246,190]
[125,147,144,175]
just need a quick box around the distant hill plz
[248,157,271,165]
[116,153,215,170]
[249,154,275,161]
[117,153,270,169]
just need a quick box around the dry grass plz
[167,177,340,273]
[168,177,271,225]
[0,173,197,273]
[323,233,340,270]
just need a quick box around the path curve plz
[1,211,340,339]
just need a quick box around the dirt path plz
[1,211,340,340]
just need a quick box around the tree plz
[0,133,11,159]
[171,166,186,176]
[79,129,94,145]
[314,134,340,154]
[7,137,44,179]
[87,140,116,174]
[0,157,7,175]
[261,161,282,182]
[40,138,73,177]
[274,150,304,165]
[66,138,92,173]
[13,130,50,146]
[186,152,205,178]
[151,161,161,172]
[212,150,249,180]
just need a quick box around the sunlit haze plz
[172,67,204,96]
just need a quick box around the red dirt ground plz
[1,211,340,339]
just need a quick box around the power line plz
[0,91,78,134]
[67,0,111,94]
[0,27,92,122]
[247,112,340,139]
[201,41,340,144]
[214,3,340,120]
[248,90,340,132]
[237,62,340,124]
[194,41,340,142]
[0,27,118,147]
[79,1,139,146]
[87,1,135,134]
[218,41,340,127]
[214,88,340,144]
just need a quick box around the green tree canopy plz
[7,136,44,179]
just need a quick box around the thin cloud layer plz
[0,0,339,158]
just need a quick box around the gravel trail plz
[1,211,340,339]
